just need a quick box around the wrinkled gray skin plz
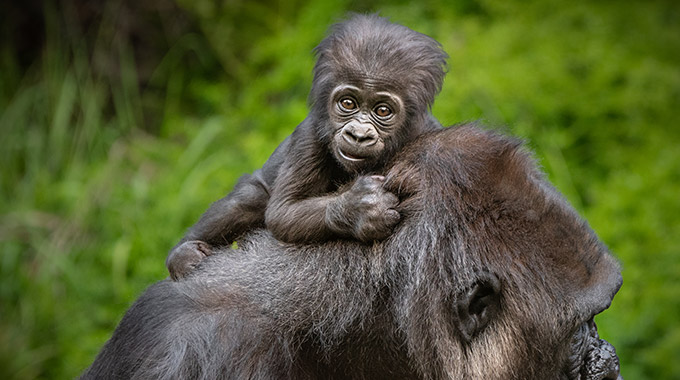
[82,125,623,379]
[568,320,622,380]
[166,14,448,280]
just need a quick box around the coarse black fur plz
[166,14,448,280]
[83,124,623,379]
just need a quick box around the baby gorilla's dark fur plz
[166,14,448,280]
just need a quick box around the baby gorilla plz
[167,14,448,280]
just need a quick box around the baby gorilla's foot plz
[166,240,213,281]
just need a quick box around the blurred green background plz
[1,0,678,378]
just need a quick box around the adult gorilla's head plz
[82,124,622,380]
[384,124,623,379]
[310,14,447,173]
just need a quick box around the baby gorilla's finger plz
[354,175,383,192]
[385,209,401,225]
[380,191,399,208]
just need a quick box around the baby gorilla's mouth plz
[337,148,366,162]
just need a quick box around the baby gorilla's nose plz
[342,121,378,147]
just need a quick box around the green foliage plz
[0,0,678,378]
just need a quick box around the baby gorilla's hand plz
[166,240,213,281]
[329,175,401,242]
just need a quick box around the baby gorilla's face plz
[328,84,406,173]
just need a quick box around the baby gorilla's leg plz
[166,241,213,281]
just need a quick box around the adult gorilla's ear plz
[456,271,502,343]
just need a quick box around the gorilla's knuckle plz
[384,192,399,205]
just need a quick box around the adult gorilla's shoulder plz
[82,124,622,380]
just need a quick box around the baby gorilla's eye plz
[339,97,357,111]
[374,105,392,118]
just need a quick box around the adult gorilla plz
[82,124,623,380]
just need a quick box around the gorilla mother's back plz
[82,124,623,380]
